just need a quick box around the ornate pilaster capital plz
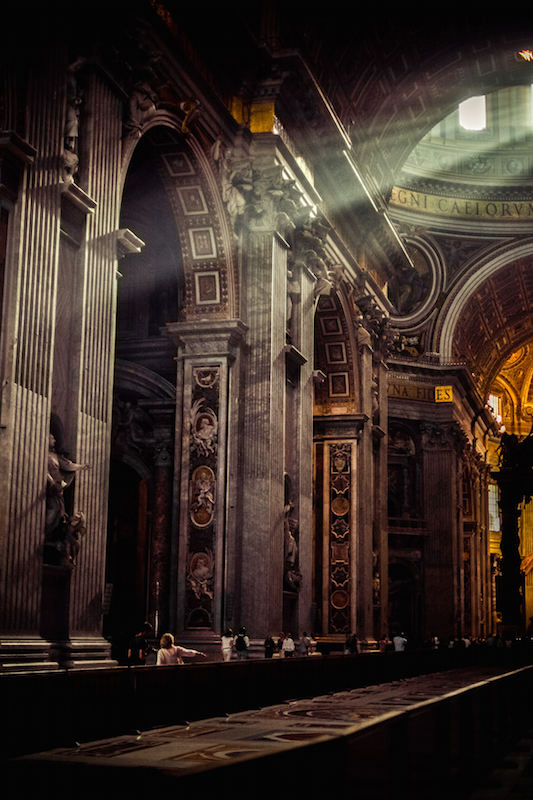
[220,143,340,296]
[420,421,468,454]
[352,293,398,358]
[166,318,248,363]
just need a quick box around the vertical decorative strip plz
[185,367,220,628]
[329,442,352,633]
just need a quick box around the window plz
[459,96,487,130]
[487,393,502,424]
[488,484,500,532]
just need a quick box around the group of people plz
[221,629,313,660]
[266,632,312,658]
[221,627,250,661]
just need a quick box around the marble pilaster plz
[421,422,463,640]
[166,319,247,641]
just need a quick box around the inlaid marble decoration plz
[178,185,208,215]
[185,367,220,629]
[325,342,347,364]
[162,151,195,176]
[189,227,217,259]
[329,372,349,397]
[195,271,220,305]
[329,443,352,633]
[319,315,343,335]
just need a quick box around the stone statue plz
[46,434,88,535]
[44,434,88,566]
[43,511,86,567]
[284,505,302,591]
[124,70,158,138]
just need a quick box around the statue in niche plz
[190,398,218,458]
[187,549,214,600]
[373,572,381,604]
[43,511,86,568]
[62,57,86,183]
[44,433,88,567]
[114,398,153,453]
[284,505,302,591]
[387,262,430,316]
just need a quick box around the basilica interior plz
[3,3,533,672]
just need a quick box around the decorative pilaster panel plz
[314,416,365,639]
[328,442,353,633]
[167,319,246,640]
[185,366,220,628]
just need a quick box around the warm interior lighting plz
[459,96,486,130]
[519,49,533,61]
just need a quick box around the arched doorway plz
[104,461,151,663]
[105,126,184,657]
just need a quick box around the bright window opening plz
[487,393,502,424]
[488,484,500,532]
[459,96,487,130]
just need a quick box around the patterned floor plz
[11,665,532,795]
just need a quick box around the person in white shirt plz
[156,632,207,665]
[221,628,234,661]
[282,633,295,658]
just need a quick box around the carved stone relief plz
[185,367,220,628]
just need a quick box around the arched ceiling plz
[451,254,533,398]
[149,4,533,423]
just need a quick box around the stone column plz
[372,357,389,642]
[421,422,464,641]
[238,224,288,637]
[357,339,376,646]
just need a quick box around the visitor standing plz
[156,633,207,665]
[282,632,295,658]
[234,626,250,659]
[221,628,234,661]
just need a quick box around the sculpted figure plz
[284,506,302,591]
[124,73,158,137]
[46,434,88,536]
[44,434,88,566]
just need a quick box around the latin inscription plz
[387,382,434,401]
[388,382,454,402]
[390,187,533,221]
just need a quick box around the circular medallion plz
[331,496,350,516]
[331,590,349,609]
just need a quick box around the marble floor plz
[10,664,532,796]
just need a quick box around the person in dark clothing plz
[128,622,153,664]
[264,635,275,657]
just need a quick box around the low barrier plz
[2,646,532,761]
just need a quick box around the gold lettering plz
[435,386,453,403]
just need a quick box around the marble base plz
[0,636,59,671]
